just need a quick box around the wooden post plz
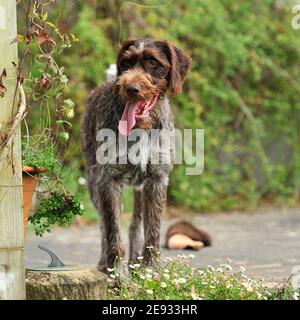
[0,0,25,300]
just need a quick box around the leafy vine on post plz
[1,0,84,238]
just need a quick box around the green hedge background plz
[23,0,300,214]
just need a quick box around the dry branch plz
[0,83,27,150]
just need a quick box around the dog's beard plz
[118,95,158,136]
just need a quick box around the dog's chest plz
[96,131,172,187]
[118,131,152,172]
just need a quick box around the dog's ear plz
[116,38,137,76]
[166,42,192,96]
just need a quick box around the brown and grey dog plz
[81,38,191,273]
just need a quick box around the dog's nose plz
[125,84,141,95]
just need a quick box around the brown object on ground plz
[25,268,107,300]
[167,234,204,250]
[22,166,46,237]
[165,220,212,250]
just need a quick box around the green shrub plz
[23,1,300,212]
[120,0,300,211]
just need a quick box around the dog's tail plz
[165,220,212,248]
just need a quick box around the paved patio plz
[25,207,300,285]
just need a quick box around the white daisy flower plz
[220,264,232,271]
[256,292,262,299]
[145,268,153,274]
[146,289,153,295]
[293,292,299,300]
[207,265,215,272]
[239,266,246,273]
[242,282,253,292]
[78,177,86,186]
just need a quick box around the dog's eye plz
[148,59,159,68]
[120,60,131,70]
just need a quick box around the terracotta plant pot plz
[22,166,46,237]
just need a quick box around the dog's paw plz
[115,261,129,280]
[107,261,130,288]
[97,261,108,274]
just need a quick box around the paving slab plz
[25,207,300,284]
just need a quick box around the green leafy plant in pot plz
[22,135,84,237]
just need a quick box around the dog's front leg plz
[142,178,168,266]
[97,220,107,273]
[98,180,125,271]
[129,189,144,262]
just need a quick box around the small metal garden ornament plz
[27,245,84,272]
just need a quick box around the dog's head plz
[115,38,192,135]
